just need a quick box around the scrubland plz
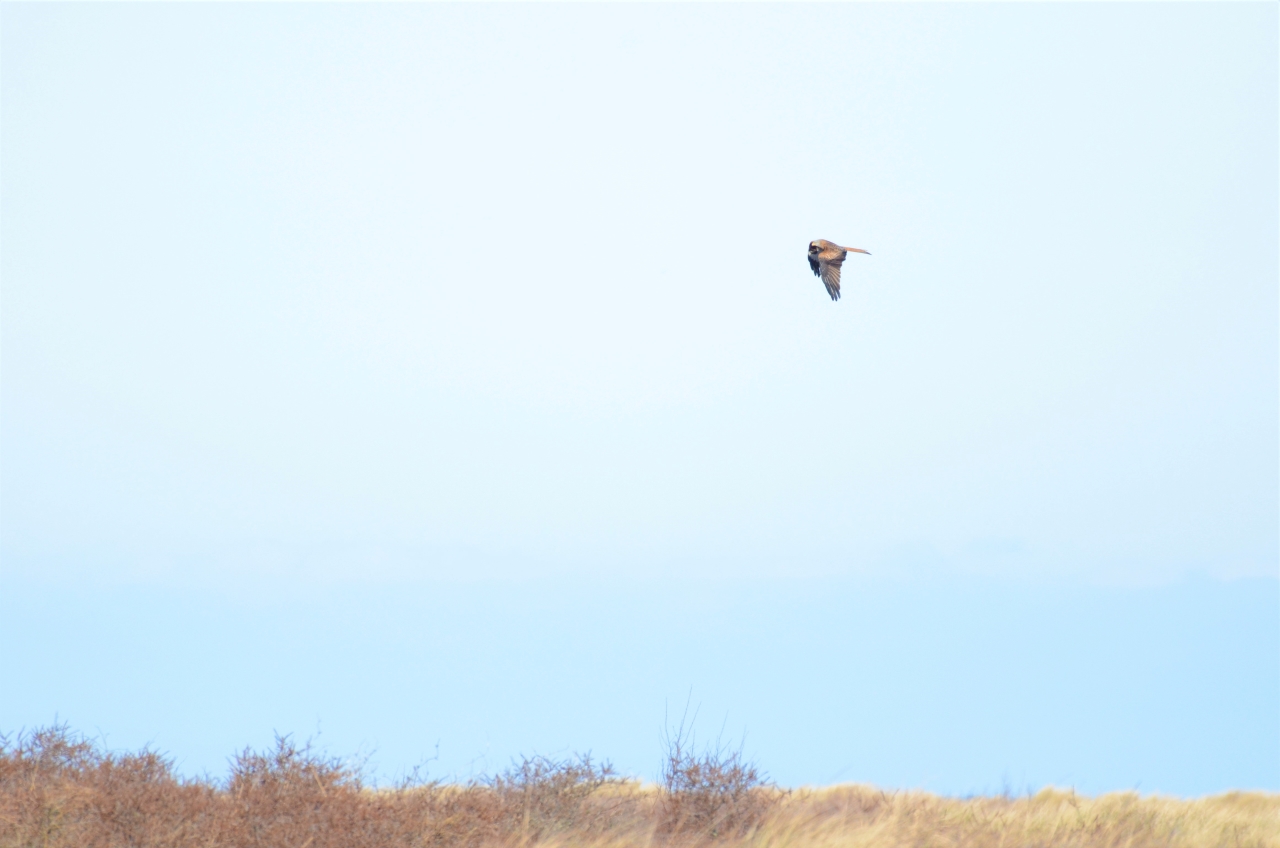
[2,725,1276,848]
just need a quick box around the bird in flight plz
[808,239,871,301]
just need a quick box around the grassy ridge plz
[2,726,1276,848]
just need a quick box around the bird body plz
[808,239,870,301]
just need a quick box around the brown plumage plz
[808,239,871,301]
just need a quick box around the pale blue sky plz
[2,3,1277,795]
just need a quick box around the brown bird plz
[808,239,871,301]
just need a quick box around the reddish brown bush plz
[658,720,780,839]
[0,723,218,848]
[0,727,647,848]
[484,754,627,839]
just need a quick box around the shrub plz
[658,718,779,838]
[485,753,624,839]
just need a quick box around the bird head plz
[808,241,820,253]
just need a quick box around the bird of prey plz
[808,239,871,301]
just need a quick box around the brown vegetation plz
[1,725,1276,848]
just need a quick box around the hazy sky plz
[2,3,1277,796]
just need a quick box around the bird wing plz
[818,254,844,301]
[808,254,820,276]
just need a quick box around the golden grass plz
[2,726,1276,848]
[723,785,1280,848]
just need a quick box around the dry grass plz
[1,725,1276,848]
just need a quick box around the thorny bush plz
[484,754,625,838]
[658,719,780,839]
